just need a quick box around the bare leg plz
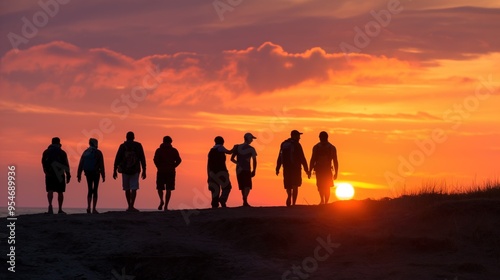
[242,188,251,206]
[87,192,92,213]
[130,190,137,210]
[47,192,54,214]
[57,192,64,213]
[92,175,99,213]
[325,189,330,204]
[286,189,292,206]
[92,195,98,213]
[86,176,92,213]
[164,190,172,211]
[92,187,98,213]
[125,190,131,210]
[292,187,298,205]
[157,189,164,210]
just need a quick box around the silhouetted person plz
[113,131,146,212]
[207,136,233,208]
[154,136,182,211]
[77,138,105,214]
[41,137,71,214]
[276,130,309,206]
[231,132,257,207]
[309,131,338,204]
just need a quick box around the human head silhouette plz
[291,130,303,141]
[126,131,135,141]
[51,137,60,145]
[319,131,328,142]
[214,136,224,145]
[89,138,98,148]
[244,132,256,144]
[163,136,172,144]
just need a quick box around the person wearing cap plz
[276,130,309,206]
[309,131,338,204]
[154,136,182,211]
[41,137,71,214]
[207,136,234,208]
[113,131,147,212]
[231,132,258,207]
[77,138,106,214]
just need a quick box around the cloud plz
[1,40,421,111]
[1,1,499,62]
[222,42,337,93]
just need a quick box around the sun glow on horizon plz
[335,182,355,200]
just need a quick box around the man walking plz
[231,132,257,207]
[113,131,146,212]
[42,137,71,214]
[276,130,309,207]
[154,136,182,211]
[309,131,338,204]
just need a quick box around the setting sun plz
[335,183,355,200]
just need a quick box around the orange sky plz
[0,0,499,210]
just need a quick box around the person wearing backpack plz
[309,131,339,205]
[77,138,105,214]
[276,130,309,207]
[207,136,233,208]
[230,132,257,207]
[154,136,182,211]
[113,131,147,212]
[41,137,71,214]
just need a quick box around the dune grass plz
[396,179,500,200]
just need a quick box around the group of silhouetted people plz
[207,133,258,208]
[41,130,338,214]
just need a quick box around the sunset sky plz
[1,0,499,210]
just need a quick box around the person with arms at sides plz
[276,130,309,207]
[231,132,257,207]
[42,137,71,214]
[77,138,105,214]
[309,131,338,205]
[113,131,147,212]
[154,136,182,211]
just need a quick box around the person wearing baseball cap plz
[276,130,309,206]
[231,132,258,207]
[291,130,303,138]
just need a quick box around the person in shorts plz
[41,137,71,214]
[276,130,309,207]
[154,136,182,211]
[231,132,257,207]
[113,131,146,212]
[309,131,338,204]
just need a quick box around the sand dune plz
[2,197,500,280]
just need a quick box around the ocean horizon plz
[0,207,163,218]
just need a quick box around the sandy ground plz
[2,197,500,280]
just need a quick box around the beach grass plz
[396,179,500,199]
